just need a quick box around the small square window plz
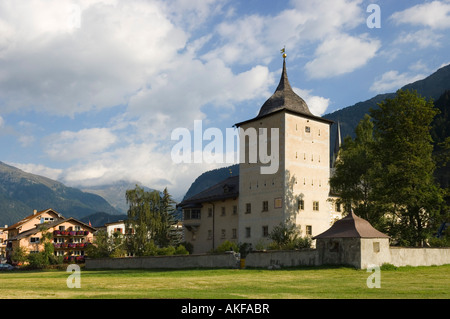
[306,225,312,236]
[373,242,380,253]
[313,201,320,211]
[305,126,311,133]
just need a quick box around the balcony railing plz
[53,230,89,236]
[53,243,90,249]
[63,255,85,263]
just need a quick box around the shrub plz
[212,240,239,253]
[175,245,189,255]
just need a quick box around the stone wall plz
[85,252,240,270]
[389,247,450,267]
[244,249,319,268]
[85,246,450,270]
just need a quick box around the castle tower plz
[235,55,334,248]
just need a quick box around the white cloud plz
[294,88,330,116]
[305,34,380,79]
[126,57,272,140]
[60,142,226,198]
[370,70,426,93]
[9,162,63,181]
[44,128,117,161]
[395,29,443,48]
[390,1,450,29]
[202,0,366,66]
[0,0,188,116]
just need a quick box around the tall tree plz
[330,115,386,228]
[370,89,443,246]
[125,186,179,256]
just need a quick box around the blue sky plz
[0,0,449,199]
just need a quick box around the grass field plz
[0,264,449,299]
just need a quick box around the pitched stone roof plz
[178,176,239,207]
[313,212,389,239]
[235,58,333,127]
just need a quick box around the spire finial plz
[280,46,286,59]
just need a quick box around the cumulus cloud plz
[390,1,450,29]
[44,128,117,161]
[305,34,380,79]
[294,88,330,116]
[59,142,228,198]
[370,70,426,93]
[395,29,444,48]
[0,0,188,116]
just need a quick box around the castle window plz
[233,205,237,215]
[298,199,304,210]
[306,225,312,236]
[232,228,237,239]
[208,230,212,240]
[262,201,269,212]
[245,227,251,238]
[221,229,226,239]
[274,198,282,208]
[208,208,213,217]
[305,126,311,133]
[313,201,320,211]
[262,226,269,237]
[245,203,251,214]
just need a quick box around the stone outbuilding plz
[313,212,390,269]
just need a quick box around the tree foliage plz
[331,89,446,246]
[125,185,180,256]
[371,89,443,246]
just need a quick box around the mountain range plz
[1,64,449,227]
[0,161,121,227]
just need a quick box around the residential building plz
[0,225,8,260]
[5,208,96,263]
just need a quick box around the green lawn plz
[0,264,449,299]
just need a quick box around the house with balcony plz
[0,225,8,260]
[5,208,96,263]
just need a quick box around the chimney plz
[33,210,37,215]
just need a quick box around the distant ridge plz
[0,161,121,227]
